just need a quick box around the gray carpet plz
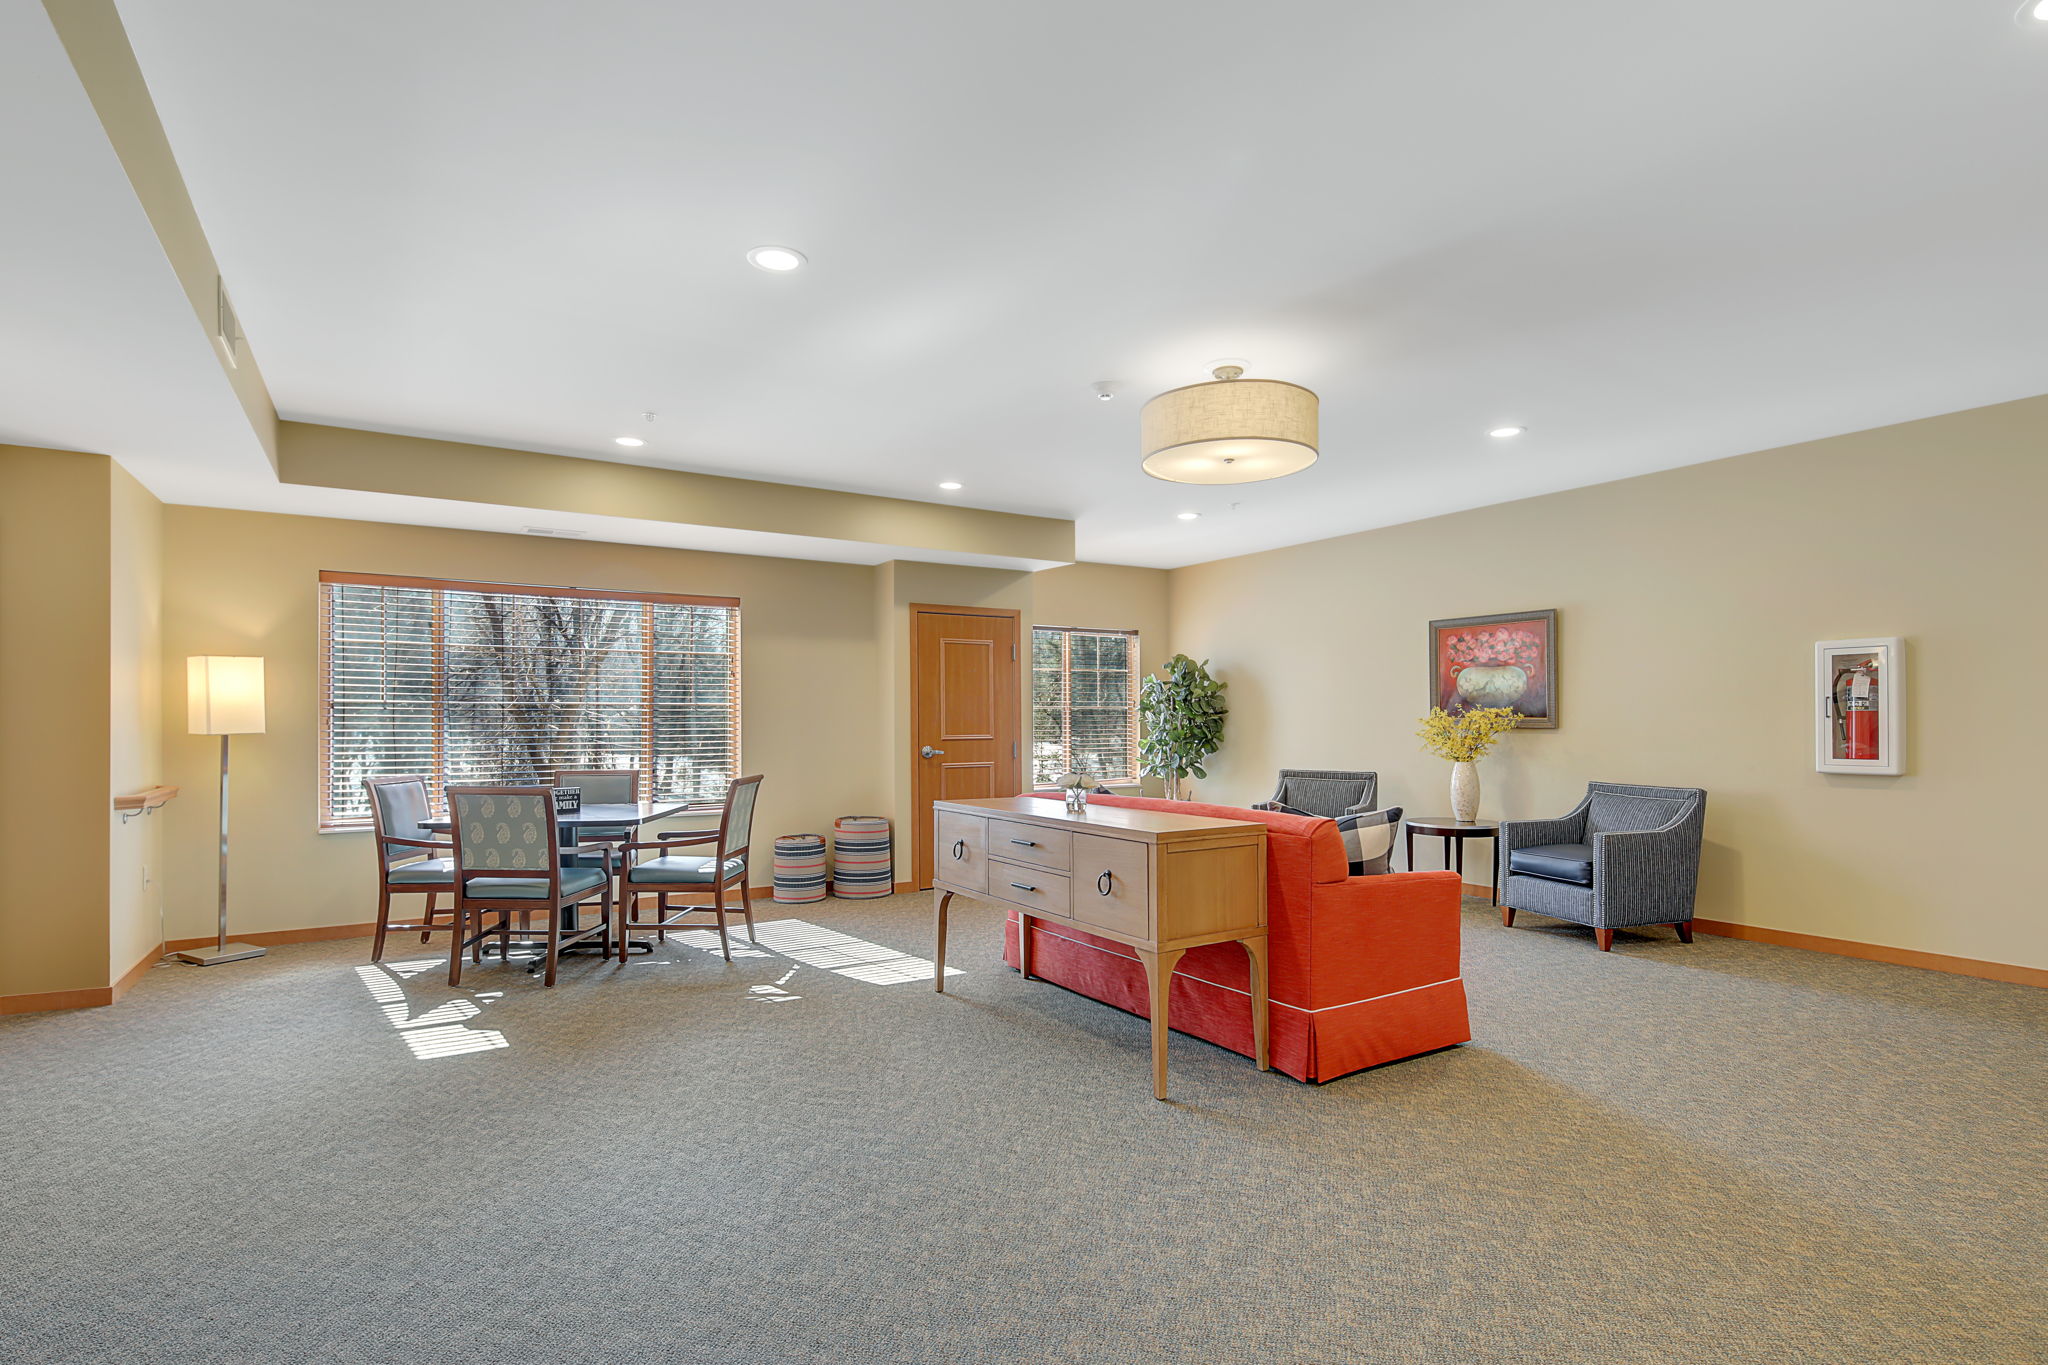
[1,894,2041,1364]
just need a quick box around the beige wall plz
[149,512,1173,940]
[0,448,116,998]
[108,464,164,979]
[1168,395,2048,970]
[159,508,883,939]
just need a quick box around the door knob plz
[921,746,946,758]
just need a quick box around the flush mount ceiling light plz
[1489,425,1526,438]
[614,436,645,447]
[746,245,807,272]
[1176,511,1201,521]
[1140,364,1317,484]
[938,481,963,491]
[2019,0,2048,23]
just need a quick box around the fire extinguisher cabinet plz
[1815,637,1905,775]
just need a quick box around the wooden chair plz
[445,785,616,987]
[554,768,639,867]
[364,775,457,962]
[615,775,762,962]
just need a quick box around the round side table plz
[1405,817,1501,905]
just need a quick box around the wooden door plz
[910,605,1022,889]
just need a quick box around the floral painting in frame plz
[1428,609,1558,729]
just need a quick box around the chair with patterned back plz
[364,776,458,962]
[1499,781,1707,950]
[614,775,763,961]
[554,768,640,867]
[1252,769,1379,819]
[445,785,616,987]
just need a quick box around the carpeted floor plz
[1,893,2041,1364]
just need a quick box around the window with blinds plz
[318,571,740,828]
[1030,625,1139,788]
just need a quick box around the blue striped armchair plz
[1499,782,1706,950]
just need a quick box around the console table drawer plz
[936,810,988,893]
[1071,833,1151,939]
[990,819,1071,872]
[988,859,1071,917]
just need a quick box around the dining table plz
[421,799,701,958]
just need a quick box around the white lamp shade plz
[188,656,266,735]
[1141,376,1318,484]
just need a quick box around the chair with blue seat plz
[553,768,639,867]
[365,775,459,963]
[616,775,763,962]
[445,785,615,987]
[1251,769,1378,819]
[1499,781,1707,950]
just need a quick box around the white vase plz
[1450,761,1480,822]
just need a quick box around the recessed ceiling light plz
[2022,0,2048,22]
[1488,426,1526,439]
[614,436,645,447]
[938,481,963,491]
[747,245,807,272]
[1176,511,1201,521]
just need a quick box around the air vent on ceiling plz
[214,275,242,368]
[522,526,587,538]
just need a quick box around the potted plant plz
[1139,654,1226,801]
[1417,706,1519,822]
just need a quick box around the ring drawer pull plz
[1097,871,1113,896]
[1009,882,1037,893]
[1009,838,1038,847]
[951,839,966,859]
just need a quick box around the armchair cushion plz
[464,867,607,899]
[1507,842,1595,885]
[627,854,746,886]
[388,858,455,885]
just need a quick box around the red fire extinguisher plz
[1835,661,1880,761]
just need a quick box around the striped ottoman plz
[831,817,895,899]
[772,834,828,905]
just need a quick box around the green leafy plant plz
[1139,654,1227,800]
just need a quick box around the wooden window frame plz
[317,570,741,831]
[1029,624,1140,789]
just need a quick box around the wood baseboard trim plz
[1689,918,2045,987]
[1460,882,1494,899]
[111,946,160,1001]
[164,922,378,952]
[0,985,115,1014]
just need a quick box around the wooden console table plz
[931,796,1270,1100]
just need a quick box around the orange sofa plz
[1002,793,1469,1083]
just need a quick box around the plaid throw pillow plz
[1334,806,1403,876]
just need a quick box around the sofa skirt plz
[1001,912,1469,1084]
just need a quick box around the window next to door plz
[1030,625,1138,788]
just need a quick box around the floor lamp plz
[175,656,268,966]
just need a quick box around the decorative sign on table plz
[1428,609,1558,729]
[553,786,583,813]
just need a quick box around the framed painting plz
[1428,609,1558,729]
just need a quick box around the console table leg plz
[1136,946,1186,1101]
[1243,934,1271,1072]
[933,891,953,992]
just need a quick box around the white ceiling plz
[60,3,2048,564]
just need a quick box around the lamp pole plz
[174,657,267,967]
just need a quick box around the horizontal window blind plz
[319,572,739,828]
[1030,625,1138,787]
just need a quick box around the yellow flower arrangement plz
[1417,706,1520,762]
